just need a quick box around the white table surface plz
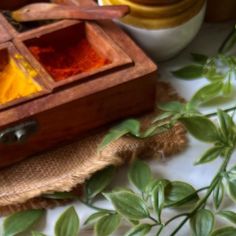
[1,21,236,236]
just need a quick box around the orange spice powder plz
[29,39,109,82]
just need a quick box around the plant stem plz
[156,225,164,236]
[79,199,115,213]
[170,151,232,236]
[149,215,159,224]
[165,186,209,208]
[219,25,236,53]
[205,105,236,118]
[164,213,189,226]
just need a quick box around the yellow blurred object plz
[0,57,41,104]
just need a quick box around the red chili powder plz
[29,39,109,81]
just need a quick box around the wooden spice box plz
[0,0,157,168]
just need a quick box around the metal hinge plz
[0,120,38,144]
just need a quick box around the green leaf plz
[190,209,214,236]
[98,119,140,150]
[219,26,236,54]
[180,116,219,143]
[104,191,149,220]
[204,60,226,82]
[124,224,152,236]
[195,147,223,165]
[218,211,236,225]
[55,207,80,236]
[164,181,199,208]
[128,160,152,192]
[95,213,121,236]
[191,53,208,65]
[43,192,77,200]
[211,226,236,236]
[152,112,172,123]
[228,165,236,181]
[3,209,45,236]
[84,211,109,225]
[142,125,170,138]
[86,166,115,200]
[145,179,170,194]
[213,181,224,209]
[222,79,233,95]
[217,109,235,140]
[32,232,46,236]
[191,81,224,105]
[151,181,166,221]
[128,219,139,225]
[172,65,203,80]
[117,119,141,136]
[226,179,236,202]
[146,179,160,194]
[158,101,184,113]
[183,102,201,116]
[98,129,129,151]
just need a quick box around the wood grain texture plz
[0,75,156,167]
[12,4,130,21]
[0,0,50,11]
[0,24,11,44]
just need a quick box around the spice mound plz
[29,39,110,82]
[0,57,42,105]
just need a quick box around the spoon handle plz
[12,3,130,22]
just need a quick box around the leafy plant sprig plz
[85,111,236,236]
[98,26,236,150]
[6,118,236,236]
[172,53,236,106]
[171,25,236,107]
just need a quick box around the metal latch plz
[0,120,38,144]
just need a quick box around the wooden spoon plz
[11,3,130,22]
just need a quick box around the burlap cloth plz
[0,81,187,216]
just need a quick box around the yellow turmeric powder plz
[0,57,41,104]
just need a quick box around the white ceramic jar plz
[98,0,206,61]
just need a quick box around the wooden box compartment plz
[0,0,157,168]
[16,21,132,89]
[0,42,48,111]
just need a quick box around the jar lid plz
[108,0,196,18]
[130,0,182,6]
[102,0,205,29]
